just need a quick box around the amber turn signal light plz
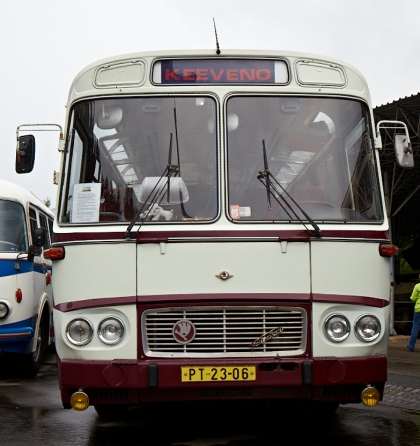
[379,244,399,257]
[44,246,65,260]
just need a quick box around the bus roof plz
[0,178,54,217]
[67,49,371,107]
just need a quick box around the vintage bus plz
[16,49,412,417]
[0,178,54,377]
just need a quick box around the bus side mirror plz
[16,135,36,174]
[27,228,46,262]
[33,227,46,248]
[394,134,414,168]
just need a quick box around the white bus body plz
[0,178,54,377]
[22,49,404,415]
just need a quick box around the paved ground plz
[381,335,420,411]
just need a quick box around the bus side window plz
[29,208,41,255]
[48,217,53,244]
[39,213,51,249]
[29,208,38,234]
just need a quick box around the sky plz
[1,0,419,205]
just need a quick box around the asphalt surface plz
[382,335,420,411]
[0,335,419,446]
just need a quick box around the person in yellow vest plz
[407,274,420,352]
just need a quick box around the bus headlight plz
[324,314,350,342]
[98,317,125,345]
[0,302,10,319]
[355,314,381,342]
[66,318,94,346]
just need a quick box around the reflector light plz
[361,386,380,407]
[44,246,65,260]
[379,244,399,257]
[16,288,22,303]
[45,272,52,285]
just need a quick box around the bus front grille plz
[142,306,307,358]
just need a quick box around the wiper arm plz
[257,139,322,238]
[125,134,179,239]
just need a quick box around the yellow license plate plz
[181,366,256,382]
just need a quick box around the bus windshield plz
[0,200,28,252]
[227,96,383,223]
[61,96,218,224]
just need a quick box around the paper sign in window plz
[72,183,101,223]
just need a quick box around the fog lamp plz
[361,386,380,407]
[70,391,89,411]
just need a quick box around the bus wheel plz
[94,404,130,421]
[19,315,47,378]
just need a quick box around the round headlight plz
[355,314,381,342]
[0,302,10,319]
[98,317,125,345]
[324,314,350,342]
[66,318,94,346]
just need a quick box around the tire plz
[19,314,47,378]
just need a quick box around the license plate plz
[181,366,256,382]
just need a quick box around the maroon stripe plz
[54,293,310,312]
[54,229,389,244]
[312,293,389,308]
[55,295,137,312]
[54,292,388,312]
[136,293,310,304]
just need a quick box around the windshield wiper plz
[125,133,179,239]
[257,139,322,238]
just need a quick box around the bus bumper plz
[58,355,387,408]
[0,324,34,354]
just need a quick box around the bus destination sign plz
[155,59,288,85]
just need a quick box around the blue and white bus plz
[0,178,54,377]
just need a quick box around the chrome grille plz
[143,306,307,358]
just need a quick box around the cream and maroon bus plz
[16,49,412,418]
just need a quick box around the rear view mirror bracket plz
[376,120,414,168]
[15,123,64,174]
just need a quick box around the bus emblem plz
[173,320,196,344]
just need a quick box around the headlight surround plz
[324,314,350,342]
[66,318,94,346]
[0,302,10,319]
[355,314,381,342]
[98,316,125,345]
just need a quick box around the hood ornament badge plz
[216,271,233,281]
